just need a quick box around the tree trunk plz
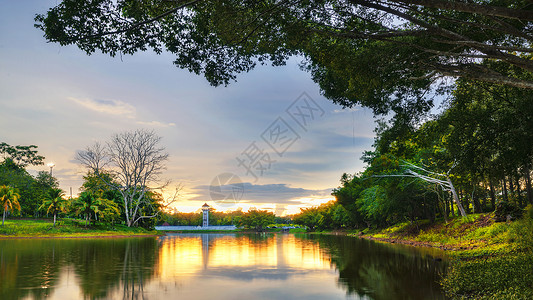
[443,196,449,222]
[124,197,132,227]
[489,178,497,210]
[53,213,57,227]
[509,176,515,198]
[473,191,482,213]
[525,166,533,205]
[458,189,463,211]
[459,189,470,214]
[481,182,489,212]
[2,209,5,226]
[447,177,467,217]
[449,193,455,217]
[516,176,523,207]
[502,178,508,202]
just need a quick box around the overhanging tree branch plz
[64,0,201,42]
[396,0,533,21]
[35,0,533,96]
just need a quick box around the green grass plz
[0,218,158,238]
[358,213,516,252]
[442,250,533,299]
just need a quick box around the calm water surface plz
[0,233,448,299]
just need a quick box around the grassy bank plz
[0,218,158,238]
[354,211,533,299]
[0,220,307,237]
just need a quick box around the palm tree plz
[39,188,68,227]
[73,191,101,227]
[0,185,21,226]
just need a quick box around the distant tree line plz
[160,208,287,231]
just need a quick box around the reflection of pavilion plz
[201,233,210,269]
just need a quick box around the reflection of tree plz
[236,233,274,244]
[0,240,63,299]
[70,238,159,299]
[302,235,448,300]
[0,238,160,300]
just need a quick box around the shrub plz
[524,205,533,220]
[508,207,533,251]
[495,202,522,222]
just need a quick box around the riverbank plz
[353,212,533,299]
[0,219,159,239]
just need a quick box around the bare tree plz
[76,129,172,227]
[374,161,467,218]
[402,162,467,218]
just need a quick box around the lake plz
[0,233,448,299]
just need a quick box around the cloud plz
[136,120,176,128]
[189,182,333,205]
[68,97,136,118]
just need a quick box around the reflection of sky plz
[150,234,352,300]
[156,234,331,278]
[0,1,377,214]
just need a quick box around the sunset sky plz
[0,1,377,215]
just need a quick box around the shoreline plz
[307,230,461,252]
[0,233,162,240]
[356,234,458,251]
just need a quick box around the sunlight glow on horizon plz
[165,192,336,216]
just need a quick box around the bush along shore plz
[0,218,159,238]
[352,207,533,299]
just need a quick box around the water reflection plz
[156,234,332,282]
[0,238,158,299]
[153,234,344,299]
[0,234,447,299]
[305,235,447,300]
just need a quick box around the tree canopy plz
[39,188,68,226]
[332,77,533,228]
[238,208,275,231]
[0,142,44,167]
[35,0,533,117]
